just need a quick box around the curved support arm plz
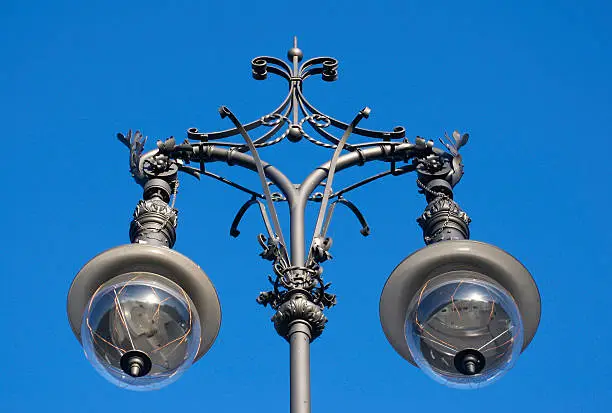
[309,108,370,262]
[189,145,305,265]
[194,146,297,204]
[219,106,289,264]
[332,164,416,198]
[191,143,429,206]
[300,143,420,202]
[135,141,427,268]
[281,142,422,266]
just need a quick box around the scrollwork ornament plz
[116,40,472,349]
[279,267,317,290]
[321,59,339,82]
[302,114,331,129]
[261,113,287,126]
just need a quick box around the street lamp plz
[66,38,541,410]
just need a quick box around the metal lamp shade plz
[67,244,221,362]
[379,240,541,366]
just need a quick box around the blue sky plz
[1,1,611,411]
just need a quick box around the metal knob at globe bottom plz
[120,350,152,377]
[454,349,486,376]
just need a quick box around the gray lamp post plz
[67,38,541,410]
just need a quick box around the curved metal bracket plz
[230,197,275,240]
[332,197,371,237]
[219,106,290,266]
[187,88,293,147]
[308,108,370,264]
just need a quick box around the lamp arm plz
[300,142,423,202]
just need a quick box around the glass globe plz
[405,272,524,389]
[80,273,201,391]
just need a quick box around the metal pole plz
[289,321,311,413]
[290,201,306,265]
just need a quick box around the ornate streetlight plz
[67,38,541,410]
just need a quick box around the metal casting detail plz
[257,264,336,311]
[129,178,178,248]
[129,198,178,247]
[116,37,470,342]
[417,196,471,244]
[272,294,327,340]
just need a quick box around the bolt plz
[120,350,152,378]
[454,349,485,376]
[130,362,141,377]
[464,360,477,375]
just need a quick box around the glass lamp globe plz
[80,272,201,391]
[405,272,524,389]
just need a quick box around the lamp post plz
[67,38,541,411]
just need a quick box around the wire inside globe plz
[405,272,524,389]
[80,273,201,391]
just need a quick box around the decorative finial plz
[287,36,303,62]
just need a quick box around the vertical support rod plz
[291,36,300,126]
[289,36,306,267]
[290,199,306,266]
[289,321,311,413]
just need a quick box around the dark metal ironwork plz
[117,37,469,413]
[130,179,178,248]
[417,195,471,244]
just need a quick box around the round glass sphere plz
[405,273,524,389]
[80,273,201,391]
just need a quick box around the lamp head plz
[379,240,540,388]
[67,244,221,390]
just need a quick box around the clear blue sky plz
[1,1,611,412]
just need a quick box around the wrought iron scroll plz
[116,39,470,342]
[186,40,407,152]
